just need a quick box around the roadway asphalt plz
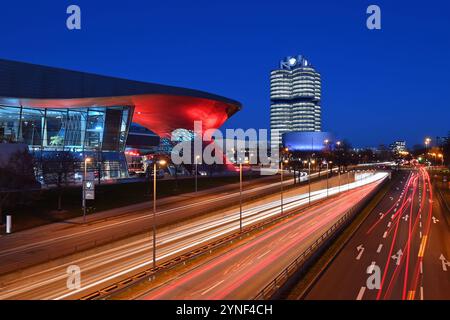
[0,171,374,299]
[0,172,303,274]
[305,167,450,300]
[138,174,387,300]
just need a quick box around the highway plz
[0,171,316,274]
[138,173,387,300]
[0,171,380,300]
[305,167,450,300]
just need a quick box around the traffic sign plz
[84,180,95,200]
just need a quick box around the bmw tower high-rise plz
[270,55,321,149]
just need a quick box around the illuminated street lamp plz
[195,155,200,193]
[325,161,332,198]
[338,168,341,194]
[308,159,316,205]
[238,157,249,232]
[438,153,444,166]
[425,138,431,165]
[82,157,92,223]
[280,159,288,215]
[347,170,350,192]
[152,158,166,268]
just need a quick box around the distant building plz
[390,141,407,154]
[282,131,333,152]
[270,55,321,149]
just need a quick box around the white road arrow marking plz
[391,249,403,265]
[440,254,449,272]
[402,215,409,222]
[432,216,439,224]
[356,244,365,260]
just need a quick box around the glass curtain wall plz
[0,105,132,183]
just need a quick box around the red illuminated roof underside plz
[0,94,240,138]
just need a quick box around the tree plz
[41,152,76,211]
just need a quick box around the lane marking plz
[201,280,225,296]
[418,236,428,258]
[377,244,383,253]
[383,231,388,239]
[356,286,366,300]
[407,290,415,300]
[420,287,424,300]
[391,249,403,265]
[440,254,450,271]
[420,261,423,274]
[387,222,392,228]
[257,250,271,259]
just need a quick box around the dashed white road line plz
[377,244,383,253]
[257,250,271,259]
[201,280,225,296]
[356,286,366,300]
[383,231,388,239]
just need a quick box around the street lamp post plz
[281,159,288,215]
[240,161,242,232]
[438,153,444,166]
[238,159,245,232]
[82,157,91,223]
[195,155,200,193]
[347,170,350,192]
[152,158,166,268]
[338,169,341,194]
[327,161,332,198]
[425,138,431,166]
[308,159,315,205]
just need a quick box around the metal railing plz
[81,172,385,300]
[253,177,387,300]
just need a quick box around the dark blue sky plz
[1,0,449,147]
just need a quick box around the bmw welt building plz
[0,59,241,182]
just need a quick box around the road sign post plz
[6,215,11,234]
[82,169,95,222]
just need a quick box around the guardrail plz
[253,176,387,300]
[81,171,384,300]
[80,175,362,300]
[81,197,336,299]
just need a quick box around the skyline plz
[0,0,449,147]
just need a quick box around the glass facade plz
[0,104,132,183]
[270,55,322,149]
